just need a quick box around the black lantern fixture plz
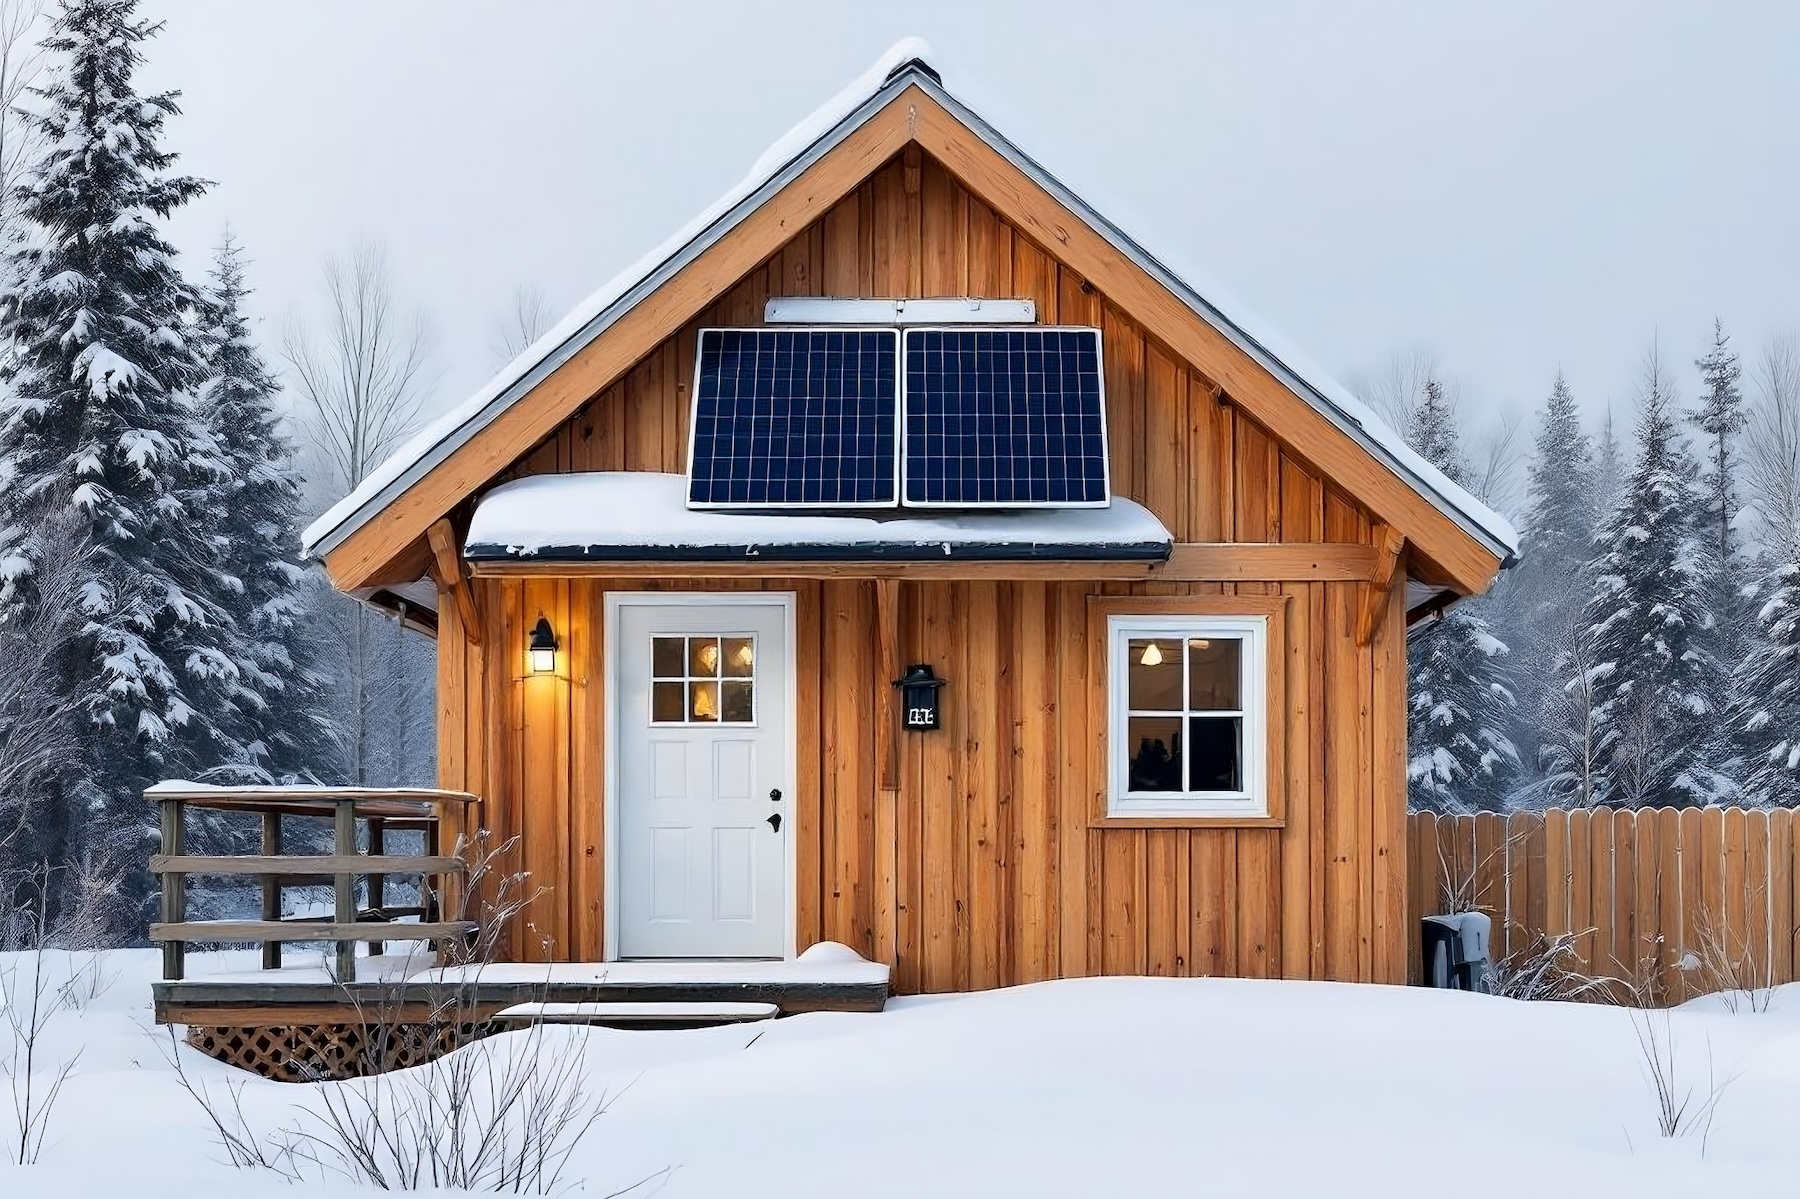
[893,664,947,731]
[528,616,559,674]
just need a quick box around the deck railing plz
[147,783,480,981]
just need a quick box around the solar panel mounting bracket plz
[763,297,1036,326]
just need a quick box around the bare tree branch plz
[489,284,551,369]
[282,240,434,493]
[0,0,47,256]
[1743,331,1800,565]
[0,503,91,851]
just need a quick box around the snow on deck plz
[463,472,1173,561]
[177,940,891,989]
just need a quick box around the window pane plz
[1188,715,1242,792]
[723,637,755,677]
[1187,638,1241,711]
[689,680,720,721]
[652,637,685,677]
[652,682,685,723]
[1126,716,1183,792]
[688,637,722,677]
[721,679,754,723]
[1126,639,1183,710]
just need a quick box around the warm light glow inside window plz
[1109,616,1265,816]
[652,635,755,724]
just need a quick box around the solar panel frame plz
[900,325,1111,509]
[685,326,902,510]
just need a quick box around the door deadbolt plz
[769,787,782,803]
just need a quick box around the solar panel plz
[687,328,900,508]
[902,327,1109,507]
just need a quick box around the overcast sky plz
[137,1,1800,452]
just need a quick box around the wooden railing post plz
[367,817,386,956]
[261,811,282,969]
[334,798,357,982]
[159,797,185,981]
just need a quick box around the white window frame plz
[1107,614,1268,817]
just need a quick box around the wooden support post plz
[366,817,386,956]
[260,811,282,970]
[426,817,448,925]
[334,799,357,983]
[1356,524,1407,647]
[159,798,185,981]
[875,579,902,792]
[873,578,901,967]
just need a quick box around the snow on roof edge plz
[303,35,1517,568]
[464,472,1173,559]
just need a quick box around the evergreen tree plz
[1693,320,1746,579]
[0,0,233,910]
[193,231,325,782]
[1583,351,1724,807]
[1737,564,1800,807]
[1514,372,1600,803]
[1522,372,1596,588]
[1403,373,1520,812]
[1593,407,1626,523]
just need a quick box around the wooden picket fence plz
[1407,807,1800,1003]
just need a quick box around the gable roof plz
[302,38,1517,589]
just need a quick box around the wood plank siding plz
[434,151,1411,987]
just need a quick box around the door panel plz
[616,600,789,958]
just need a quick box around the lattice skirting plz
[185,1021,492,1081]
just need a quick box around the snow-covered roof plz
[301,38,1517,566]
[464,473,1173,563]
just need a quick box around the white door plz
[614,598,790,958]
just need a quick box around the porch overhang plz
[462,472,1174,566]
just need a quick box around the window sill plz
[1095,815,1284,830]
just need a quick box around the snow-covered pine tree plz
[1737,563,1800,807]
[1583,351,1725,807]
[193,231,326,782]
[1690,321,1754,729]
[1523,372,1597,588]
[0,0,237,908]
[1513,372,1601,804]
[1593,407,1626,522]
[1403,374,1520,812]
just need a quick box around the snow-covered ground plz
[5,949,1800,1197]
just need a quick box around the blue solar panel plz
[687,328,899,508]
[902,327,1108,507]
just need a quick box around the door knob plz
[769,788,782,803]
[767,812,783,833]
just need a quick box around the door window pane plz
[652,637,685,677]
[688,637,722,677]
[652,682,685,723]
[689,680,720,722]
[722,679,754,722]
[723,638,755,677]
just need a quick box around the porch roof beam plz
[465,541,1381,583]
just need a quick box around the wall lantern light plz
[893,663,947,731]
[528,616,559,674]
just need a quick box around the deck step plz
[491,1000,780,1027]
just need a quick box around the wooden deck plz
[154,956,891,1025]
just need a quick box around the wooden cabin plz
[301,45,1516,995]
